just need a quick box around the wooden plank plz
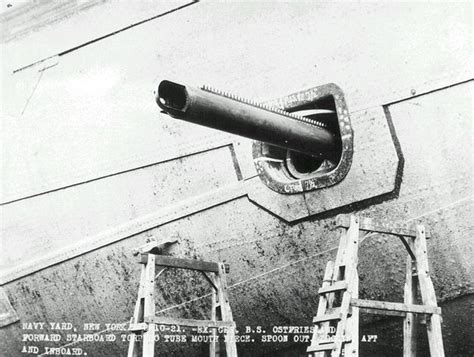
[313,313,341,323]
[359,307,406,317]
[127,263,147,357]
[318,281,347,294]
[210,277,218,357]
[335,215,431,238]
[146,316,235,329]
[307,335,352,352]
[404,241,418,357]
[414,225,445,356]
[307,343,335,352]
[216,262,238,357]
[142,254,156,356]
[141,254,221,273]
[351,299,441,315]
[313,337,336,345]
[346,270,359,356]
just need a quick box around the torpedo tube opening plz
[284,94,342,179]
[157,80,188,112]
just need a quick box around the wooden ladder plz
[127,239,238,357]
[307,215,445,357]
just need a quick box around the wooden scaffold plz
[307,215,444,357]
[127,239,238,357]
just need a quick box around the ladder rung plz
[141,255,223,273]
[307,343,335,352]
[315,336,335,344]
[359,307,406,317]
[313,313,341,323]
[351,298,441,315]
[318,281,347,294]
[334,215,431,238]
[312,307,352,323]
[307,335,352,352]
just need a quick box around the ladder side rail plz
[142,255,156,357]
[403,238,418,357]
[328,229,349,309]
[345,270,359,357]
[210,273,218,357]
[332,215,360,357]
[127,263,147,357]
[414,226,445,357]
[216,263,238,357]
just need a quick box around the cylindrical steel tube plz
[156,80,339,158]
